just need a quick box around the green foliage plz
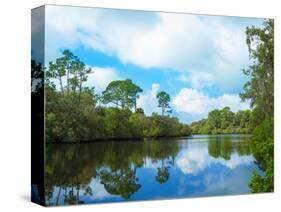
[103,108,132,139]
[240,19,274,120]
[156,167,169,184]
[99,169,141,199]
[46,50,92,98]
[128,112,147,138]
[207,135,251,161]
[45,50,191,142]
[144,114,191,137]
[46,91,191,142]
[156,91,171,116]
[249,116,274,192]
[190,107,254,135]
[102,79,142,110]
[240,19,274,192]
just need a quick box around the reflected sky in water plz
[45,135,261,205]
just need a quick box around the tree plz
[208,109,221,130]
[240,110,251,128]
[220,107,234,129]
[155,167,169,184]
[47,58,66,95]
[45,50,192,142]
[102,79,142,110]
[103,108,132,139]
[99,168,141,199]
[46,50,92,102]
[240,19,274,120]
[61,50,75,94]
[31,59,44,93]
[156,91,171,116]
[190,108,254,135]
[233,110,243,127]
[155,159,170,184]
[249,116,273,192]
[76,61,92,103]
[240,19,274,192]
[135,108,144,114]
[126,80,143,111]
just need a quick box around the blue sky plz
[40,5,264,123]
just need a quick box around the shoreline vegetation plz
[42,51,192,143]
[190,107,254,135]
[46,135,196,144]
[46,134,251,145]
[42,49,253,144]
[240,20,274,192]
[41,49,254,143]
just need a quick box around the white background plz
[0,0,280,211]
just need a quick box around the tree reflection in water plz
[45,135,254,205]
[98,168,141,199]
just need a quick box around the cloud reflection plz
[176,143,254,175]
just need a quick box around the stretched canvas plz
[31,4,274,206]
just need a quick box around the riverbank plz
[191,133,252,136]
[47,134,193,144]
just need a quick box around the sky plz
[39,5,264,123]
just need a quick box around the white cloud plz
[176,148,208,175]
[88,178,112,200]
[172,88,250,118]
[176,145,254,175]
[45,6,262,92]
[173,88,209,116]
[85,67,121,93]
[178,72,214,90]
[137,83,161,115]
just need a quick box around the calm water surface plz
[45,134,261,205]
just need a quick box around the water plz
[45,134,261,206]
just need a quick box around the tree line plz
[240,19,274,193]
[190,107,254,134]
[43,51,191,142]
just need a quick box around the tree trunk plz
[56,186,61,205]
[78,74,82,105]
[67,70,69,94]
[64,188,67,205]
[73,72,78,93]
[76,177,80,204]
[59,76,64,96]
